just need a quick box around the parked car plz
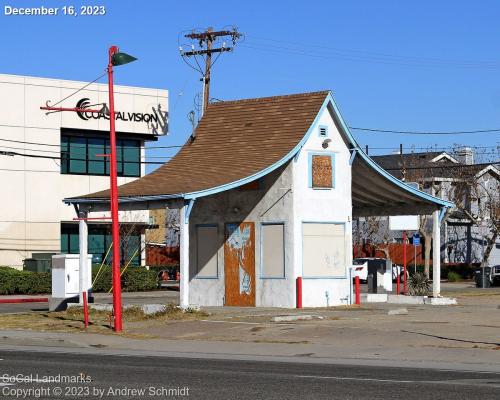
[490,265,500,286]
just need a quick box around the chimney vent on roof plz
[454,147,474,165]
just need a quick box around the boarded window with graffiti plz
[312,155,333,188]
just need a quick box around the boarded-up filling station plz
[67,91,453,308]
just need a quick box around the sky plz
[1,0,499,172]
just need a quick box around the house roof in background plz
[371,152,492,180]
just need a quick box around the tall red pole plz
[108,46,123,332]
[403,230,407,295]
[355,276,360,305]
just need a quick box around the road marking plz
[297,375,415,383]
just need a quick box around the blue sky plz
[1,0,499,171]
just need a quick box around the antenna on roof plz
[188,110,196,141]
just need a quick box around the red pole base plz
[355,276,361,305]
[83,292,89,328]
[296,277,302,309]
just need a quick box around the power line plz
[0,144,176,160]
[384,161,498,172]
[0,150,167,165]
[243,36,500,69]
[0,137,182,150]
[47,72,107,107]
[350,127,500,135]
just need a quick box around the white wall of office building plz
[0,74,168,268]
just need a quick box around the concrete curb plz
[387,295,425,305]
[424,297,457,305]
[271,314,324,322]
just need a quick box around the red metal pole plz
[355,276,360,305]
[403,230,407,295]
[108,46,123,332]
[296,277,302,309]
[83,291,89,328]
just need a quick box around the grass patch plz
[0,305,208,335]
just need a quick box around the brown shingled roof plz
[75,91,329,200]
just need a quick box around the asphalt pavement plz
[0,350,499,399]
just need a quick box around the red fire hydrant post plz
[355,276,361,305]
[83,291,89,328]
[296,277,302,309]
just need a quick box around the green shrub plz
[447,271,461,282]
[0,267,51,295]
[408,272,431,296]
[91,265,158,292]
[414,264,476,280]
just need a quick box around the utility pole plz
[180,26,242,115]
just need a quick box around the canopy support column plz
[432,209,441,298]
[179,201,192,308]
[78,207,89,305]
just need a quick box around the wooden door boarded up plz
[224,222,255,306]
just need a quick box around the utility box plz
[49,254,92,311]
[475,267,491,288]
[366,259,393,293]
[24,253,55,273]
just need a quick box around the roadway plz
[0,350,499,399]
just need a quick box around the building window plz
[261,223,285,278]
[308,153,335,189]
[61,134,140,177]
[195,225,219,278]
[302,222,346,278]
[60,223,140,266]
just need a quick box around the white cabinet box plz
[50,254,92,310]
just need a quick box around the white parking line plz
[297,375,414,383]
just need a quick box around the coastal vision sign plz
[75,98,166,129]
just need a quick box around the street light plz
[107,45,137,332]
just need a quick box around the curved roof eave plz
[326,93,454,209]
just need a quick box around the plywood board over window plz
[312,155,333,188]
[303,223,346,277]
[261,223,285,278]
[196,225,218,278]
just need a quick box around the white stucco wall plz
[188,164,295,307]
[187,103,353,308]
[0,74,168,268]
[292,105,353,307]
